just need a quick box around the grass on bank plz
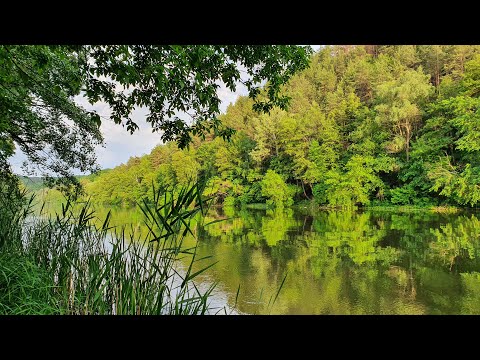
[0,180,219,315]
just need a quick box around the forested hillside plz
[82,45,480,208]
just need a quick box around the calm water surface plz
[58,203,480,315]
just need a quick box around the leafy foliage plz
[0,177,221,314]
[76,45,480,208]
[0,46,102,191]
[260,170,295,208]
[1,45,312,189]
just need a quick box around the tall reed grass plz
[0,179,218,314]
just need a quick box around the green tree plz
[320,155,383,207]
[1,45,312,187]
[70,45,480,209]
[0,46,102,190]
[423,97,480,206]
[260,170,294,208]
[375,68,434,161]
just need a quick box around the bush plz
[260,170,294,208]
[312,182,329,204]
[389,185,417,205]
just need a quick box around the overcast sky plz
[9,45,321,175]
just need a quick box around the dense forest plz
[79,45,480,209]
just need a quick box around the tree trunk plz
[301,181,311,200]
[405,125,411,162]
[434,49,441,89]
[366,45,378,58]
[272,133,279,156]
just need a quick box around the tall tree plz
[0,45,312,188]
[0,46,102,190]
[375,68,434,162]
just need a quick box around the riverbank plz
[365,205,463,214]
[291,200,478,214]
[0,184,218,315]
[34,188,478,216]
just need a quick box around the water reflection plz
[192,207,480,314]
[41,200,480,314]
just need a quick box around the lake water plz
[51,202,480,315]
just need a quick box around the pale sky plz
[8,81,249,175]
[9,46,321,175]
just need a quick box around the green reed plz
[0,179,218,315]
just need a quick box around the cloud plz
[90,80,249,170]
[8,151,28,175]
[9,80,249,175]
[95,106,162,169]
[218,79,248,113]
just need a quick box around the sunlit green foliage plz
[1,45,311,189]
[260,170,295,208]
[81,45,480,208]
